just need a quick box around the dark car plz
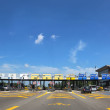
[81,86,92,93]
[103,87,110,91]
[0,85,4,91]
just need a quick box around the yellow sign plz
[43,74,51,80]
[66,77,75,80]
[31,74,39,79]
[54,74,63,80]
[66,74,75,80]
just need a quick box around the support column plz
[61,81,63,90]
[72,80,74,90]
[76,80,78,88]
[40,81,41,87]
[43,81,45,90]
[65,80,67,87]
[87,80,88,86]
[8,80,10,87]
[2,80,4,86]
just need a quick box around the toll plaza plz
[0,73,110,90]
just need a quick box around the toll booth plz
[78,74,86,80]
[90,74,98,80]
[100,74,110,87]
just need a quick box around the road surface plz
[0,90,110,110]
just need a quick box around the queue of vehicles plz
[81,85,110,94]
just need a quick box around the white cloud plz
[24,64,29,68]
[35,33,44,44]
[0,64,19,73]
[0,63,96,76]
[30,66,60,73]
[51,35,59,40]
[70,40,86,63]
[2,64,18,69]
[63,66,96,76]
[51,35,56,39]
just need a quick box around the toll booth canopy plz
[78,74,86,80]
[90,74,98,80]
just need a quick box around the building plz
[96,65,110,87]
[96,65,110,77]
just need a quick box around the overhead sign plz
[90,74,98,80]
[66,74,75,80]
[102,74,110,80]
[20,74,29,79]
[78,74,86,80]
[43,74,51,80]
[8,74,16,79]
[54,74,63,80]
[31,74,39,79]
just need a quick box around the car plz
[81,86,92,93]
[3,86,11,91]
[89,85,97,91]
[103,87,110,91]
[97,86,103,91]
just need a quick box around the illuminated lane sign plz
[78,74,86,80]
[90,74,98,80]
[31,74,39,79]
[66,74,75,80]
[102,74,110,80]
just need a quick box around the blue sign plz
[90,74,98,80]
[78,74,87,80]
[102,74,110,80]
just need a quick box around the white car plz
[90,85,97,91]
[3,86,10,91]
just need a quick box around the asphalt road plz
[0,90,110,110]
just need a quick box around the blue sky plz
[0,0,110,75]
